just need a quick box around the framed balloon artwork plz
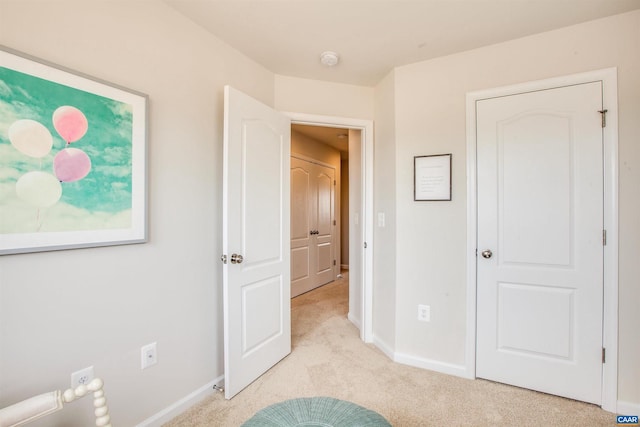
[0,45,148,254]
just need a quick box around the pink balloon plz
[53,148,91,182]
[52,106,88,143]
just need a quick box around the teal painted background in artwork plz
[0,66,134,233]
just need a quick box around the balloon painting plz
[0,47,147,256]
[7,107,93,225]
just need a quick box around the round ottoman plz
[241,397,391,427]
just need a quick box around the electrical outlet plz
[71,366,94,388]
[141,342,157,370]
[417,304,431,322]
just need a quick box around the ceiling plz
[292,124,350,158]
[164,0,638,152]
[164,0,640,87]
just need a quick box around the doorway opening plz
[286,113,373,343]
[290,124,348,298]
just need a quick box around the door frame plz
[285,112,374,343]
[464,68,619,412]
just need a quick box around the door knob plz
[230,253,244,264]
[481,249,493,259]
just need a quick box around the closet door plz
[291,157,335,297]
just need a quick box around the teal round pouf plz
[241,397,392,427]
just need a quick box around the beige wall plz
[384,10,640,405]
[0,1,274,425]
[372,70,397,352]
[347,128,364,327]
[275,75,374,120]
[340,159,349,268]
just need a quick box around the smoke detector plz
[320,51,339,67]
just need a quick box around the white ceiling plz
[164,0,640,87]
[292,124,350,157]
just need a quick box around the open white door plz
[222,86,291,399]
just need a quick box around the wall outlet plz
[141,342,158,370]
[418,304,431,322]
[71,366,94,388]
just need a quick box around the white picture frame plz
[414,154,452,201]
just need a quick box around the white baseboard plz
[135,376,224,427]
[347,312,362,330]
[372,335,395,361]
[393,351,468,378]
[371,334,467,379]
[618,400,640,415]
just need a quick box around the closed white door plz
[291,157,335,297]
[476,82,604,404]
[222,86,291,399]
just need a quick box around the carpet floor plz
[164,272,613,426]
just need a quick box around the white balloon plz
[8,119,54,158]
[15,171,62,208]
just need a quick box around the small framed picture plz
[414,154,452,201]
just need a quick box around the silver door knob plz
[230,253,244,264]
[481,250,493,259]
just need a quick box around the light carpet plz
[164,272,613,426]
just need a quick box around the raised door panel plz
[313,166,335,285]
[291,165,311,287]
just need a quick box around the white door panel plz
[223,86,291,399]
[476,82,603,404]
[499,113,572,266]
[314,168,334,283]
[291,166,311,286]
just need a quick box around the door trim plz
[465,68,619,411]
[285,112,374,343]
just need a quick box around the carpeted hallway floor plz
[164,272,614,426]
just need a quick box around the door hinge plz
[602,347,606,363]
[598,109,608,128]
[603,229,607,246]
[220,254,227,264]
[333,260,336,266]
[364,242,368,249]
[334,180,336,186]
[333,219,336,225]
